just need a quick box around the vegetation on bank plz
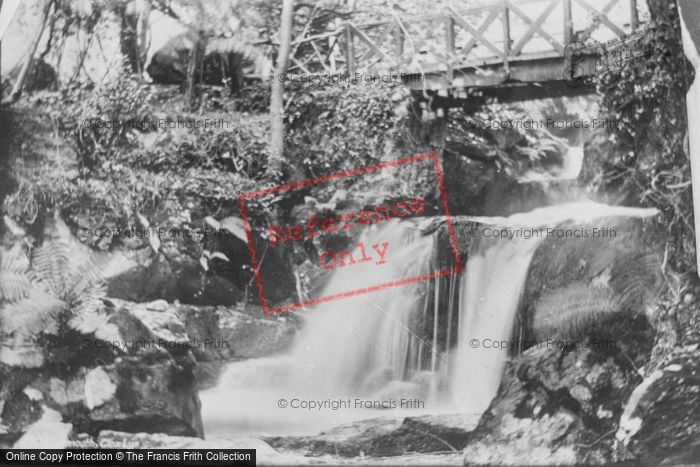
[583,0,695,275]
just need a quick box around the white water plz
[449,201,658,415]
[520,146,585,182]
[202,220,454,436]
[201,201,657,437]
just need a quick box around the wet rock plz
[101,300,297,389]
[84,367,117,410]
[266,414,473,457]
[87,355,203,437]
[464,326,653,465]
[94,430,309,464]
[614,346,700,464]
[0,369,43,447]
[463,412,578,465]
[216,307,298,359]
[106,254,243,306]
[522,215,663,342]
[13,407,72,449]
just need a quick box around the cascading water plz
[201,201,657,437]
[202,220,450,436]
[449,233,544,416]
[449,202,658,415]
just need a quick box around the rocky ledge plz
[0,299,297,448]
[266,414,475,458]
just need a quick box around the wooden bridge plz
[287,0,648,104]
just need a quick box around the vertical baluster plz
[563,0,574,44]
[502,4,511,74]
[630,0,639,32]
[345,24,355,75]
[395,18,404,73]
[445,15,455,83]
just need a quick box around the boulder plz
[2,350,204,444]
[0,368,43,447]
[105,299,297,388]
[91,430,310,465]
[87,355,203,437]
[462,323,652,465]
[106,254,243,306]
[463,412,579,466]
[613,345,700,465]
[13,406,72,449]
[145,33,252,94]
[266,414,473,458]
[522,215,663,342]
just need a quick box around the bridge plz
[287,0,649,106]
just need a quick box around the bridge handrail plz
[286,0,643,78]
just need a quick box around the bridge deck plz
[279,0,649,102]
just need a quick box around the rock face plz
[106,299,297,389]
[176,303,298,388]
[457,215,665,465]
[2,352,204,441]
[462,327,649,465]
[104,225,296,307]
[86,355,203,437]
[614,345,700,465]
[0,299,297,447]
[13,407,72,449]
[266,414,474,458]
[89,430,310,465]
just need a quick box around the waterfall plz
[448,202,658,415]
[448,233,543,415]
[202,220,446,436]
[201,202,658,437]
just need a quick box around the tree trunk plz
[4,0,50,104]
[119,3,140,74]
[268,0,294,175]
[185,31,206,110]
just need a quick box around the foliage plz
[285,81,409,177]
[0,242,112,355]
[73,64,154,175]
[592,0,695,273]
[533,282,619,339]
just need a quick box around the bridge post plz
[502,5,511,75]
[395,19,404,73]
[445,16,455,83]
[344,24,355,76]
[630,0,639,32]
[563,0,574,44]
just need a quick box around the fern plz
[0,245,32,303]
[533,282,620,340]
[0,289,64,336]
[0,241,109,346]
[30,242,70,299]
[610,252,662,312]
[0,271,33,303]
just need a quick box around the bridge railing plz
[288,0,644,80]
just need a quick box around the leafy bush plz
[285,81,409,177]
[72,64,155,175]
[590,0,695,273]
